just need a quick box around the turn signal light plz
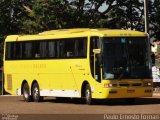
[143,82,152,87]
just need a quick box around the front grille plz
[132,83,142,86]
[119,83,130,87]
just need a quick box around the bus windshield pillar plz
[93,49,102,82]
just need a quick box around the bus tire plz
[22,82,32,102]
[85,84,93,105]
[32,83,43,102]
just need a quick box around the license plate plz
[127,90,135,93]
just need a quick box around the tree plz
[0,0,29,35]
[0,0,160,63]
[97,0,144,30]
[149,0,160,40]
[21,0,144,33]
[0,0,160,37]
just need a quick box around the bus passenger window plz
[33,42,40,59]
[24,42,33,59]
[48,41,56,58]
[75,39,87,57]
[62,39,75,58]
[5,43,12,60]
[40,41,47,58]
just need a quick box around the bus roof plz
[5,28,147,42]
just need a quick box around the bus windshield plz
[102,37,151,80]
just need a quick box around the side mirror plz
[93,49,101,54]
[93,49,102,65]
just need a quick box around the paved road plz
[0,96,160,120]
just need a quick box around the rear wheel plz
[85,84,93,105]
[32,83,43,102]
[22,82,32,102]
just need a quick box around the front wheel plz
[85,84,93,105]
[22,82,32,102]
[32,83,43,102]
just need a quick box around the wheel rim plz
[33,87,39,99]
[23,85,29,99]
[24,90,29,99]
[86,88,91,103]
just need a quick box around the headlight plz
[143,82,152,86]
[103,83,118,88]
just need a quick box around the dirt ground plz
[0,95,160,120]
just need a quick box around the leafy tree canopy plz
[0,0,159,39]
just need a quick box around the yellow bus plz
[3,28,153,104]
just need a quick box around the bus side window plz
[40,41,48,58]
[33,42,40,58]
[12,43,23,59]
[64,39,75,57]
[24,42,33,59]
[48,41,56,58]
[5,37,87,60]
[5,43,12,60]
[75,38,87,57]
